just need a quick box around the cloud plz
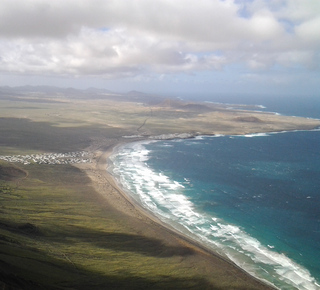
[0,0,319,79]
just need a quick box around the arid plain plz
[1,87,319,289]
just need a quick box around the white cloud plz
[295,17,320,46]
[0,0,319,79]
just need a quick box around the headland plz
[1,86,320,289]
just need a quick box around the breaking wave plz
[108,140,319,290]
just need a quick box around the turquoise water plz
[109,97,320,289]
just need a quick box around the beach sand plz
[75,140,274,289]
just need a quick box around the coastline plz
[2,87,320,288]
[76,139,275,289]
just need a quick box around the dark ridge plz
[181,103,214,112]
[0,86,166,104]
[155,99,214,113]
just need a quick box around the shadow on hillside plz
[59,226,195,258]
[0,240,216,290]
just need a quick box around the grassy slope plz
[1,161,266,290]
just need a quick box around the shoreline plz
[78,139,275,289]
[3,87,320,288]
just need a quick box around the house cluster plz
[0,151,91,165]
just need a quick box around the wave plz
[257,105,267,109]
[220,127,320,139]
[194,134,225,140]
[109,141,319,290]
[243,133,270,138]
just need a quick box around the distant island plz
[1,86,319,289]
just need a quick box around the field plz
[1,87,319,289]
[1,162,220,289]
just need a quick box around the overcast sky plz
[0,0,319,98]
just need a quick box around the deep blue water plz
[109,96,320,289]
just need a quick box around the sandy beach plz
[2,88,320,288]
[76,139,274,289]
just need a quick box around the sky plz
[0,0,319,98]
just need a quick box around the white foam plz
[257,105,267,109]
[213,134,225,138]
[122,135,143,138]
[109,140,320,290]
[243,133,269,137]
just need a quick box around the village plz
[0,151,91,165]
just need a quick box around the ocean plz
[108,95,320,290]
